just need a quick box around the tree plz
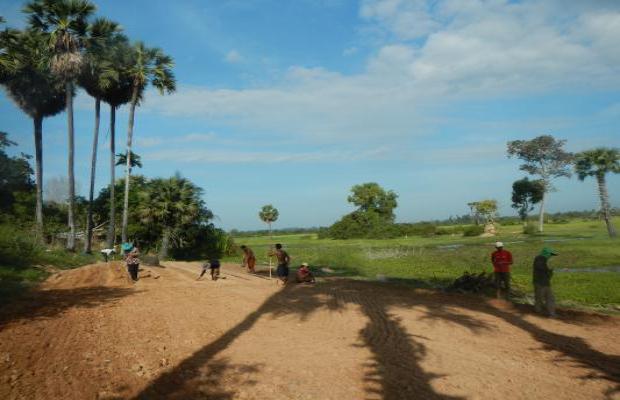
[259,205,279,238]
[471,199,498,226]
[511,178,544,229]
[574,147,620,237]
[507,135,573,233]
[0,28,66,235]
[78,17,122,253]
[0,132,35,216]
[137,174,205,258]
[99,35,134,248]
[25,0,97,250]
[115,150,142,172]
[347,182,398,221]
[121,42,176,244]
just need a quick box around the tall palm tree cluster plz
[0,0,176,253]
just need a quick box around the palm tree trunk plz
[121,86,139,244]
[596,174,616,237]
[159,226,171,259]
[33,115,44,238]
[538,191,546,233]
[84,98,101,253]
[107,105,116,248]
[66,81,76,251]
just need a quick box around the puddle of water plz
[436,244,464,250]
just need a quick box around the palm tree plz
[115,150,142,172]
[99,35,134,249]
[0,29,66,236]
[24,0,96,250]
[78,18,122,253]
[574,147,620,237]
[121,42,176,244]
[137,174,203,258]
[259,204,279,238]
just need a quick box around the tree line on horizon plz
[0,0,175,253]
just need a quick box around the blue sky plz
[2,0,620,231]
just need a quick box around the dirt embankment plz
[0,261,618,400]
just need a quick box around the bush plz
[462,225,485,237]
[328,211,397,239]
[0,225,42,267]
[523,225,538,235]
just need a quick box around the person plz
[198,258,221,281]
[269,243,290,284]
[100,247,115,262]
[241,245,256,273]
[533,247,558,317]
[125,241,140,283]
[491,241,513,299]
[296,262,315,284]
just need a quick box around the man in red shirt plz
[491,242,513,299]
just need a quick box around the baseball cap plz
[495,242,503,248]
[541,247,558,257]
[301,262,309,267]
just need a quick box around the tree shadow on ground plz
[478,302,620,398]
[133,279,493,400]
[0,286,136,328]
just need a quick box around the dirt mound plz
[1,261,618,399]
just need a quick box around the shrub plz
[462,225,485,237]
[0,225,42,267]
[523,225,538,235]
[328,211,397,239]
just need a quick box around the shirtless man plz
[269,243,290,284]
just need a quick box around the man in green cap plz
[533,247,558,317]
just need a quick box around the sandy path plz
[0,261,618,400]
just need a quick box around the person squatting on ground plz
[296,262,315,284]
[100,247,115,262]
[491,241,513,299]
[241,245,256,273]
[198,258,221,281]
[125,241,140,283]
[533,247,558,317]
[269,243,290,284]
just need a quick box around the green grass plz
[0,224,101,306]
[229,217,620,310]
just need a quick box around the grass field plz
[229,217,620,311]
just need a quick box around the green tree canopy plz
[347,182,398,221]
[507,135,573,232]
[0,132,34,216]
[511,178,544,227]
[574,147,620,237]
[259,204,279,237]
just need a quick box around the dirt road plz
[0,261,618,400]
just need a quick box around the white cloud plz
[343,46,358,56]
[141,1,620,144]
[136,137,164,147]
[145,147,391,164]
[224,49,243,63]
[360,0,439,39]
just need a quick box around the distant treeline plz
[230,208,619,238]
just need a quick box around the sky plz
[1,0,620,231]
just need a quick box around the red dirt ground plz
[0,261,618,400]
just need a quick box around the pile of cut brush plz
[446,271,495,293]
